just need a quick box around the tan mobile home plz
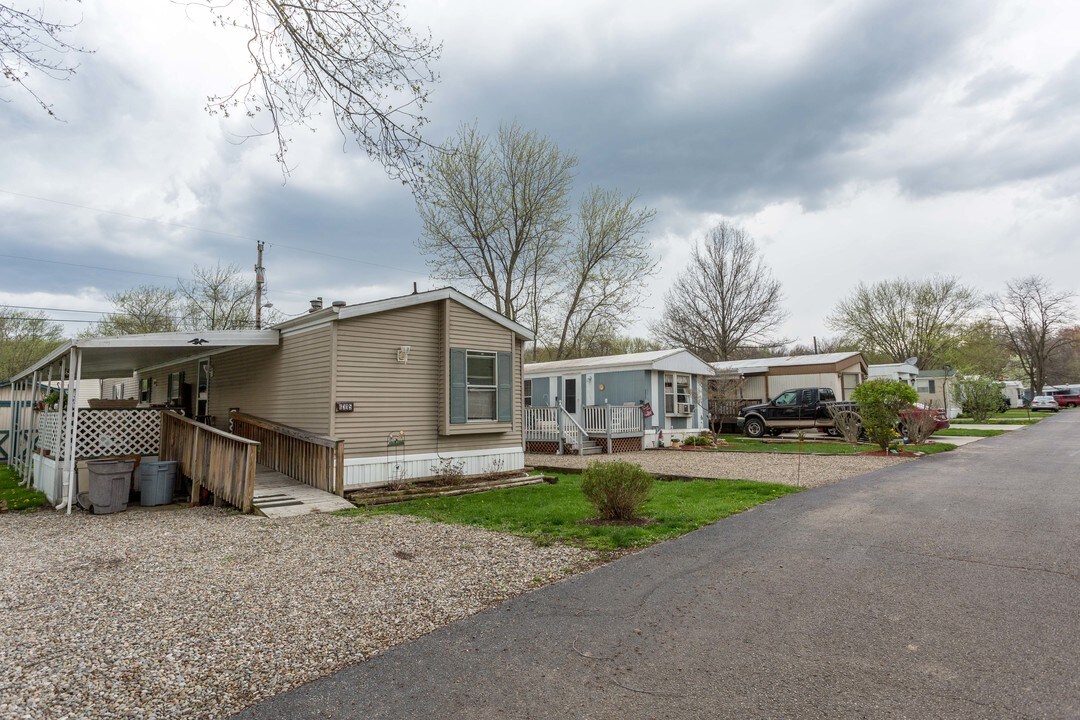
[710,352,868,403]
[8,288,532,508]
[139,288,530,487]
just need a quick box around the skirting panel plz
[344,447,525,488]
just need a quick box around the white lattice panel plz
[75,409,162,459]
[37,412,65,458]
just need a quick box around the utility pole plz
[254,241,265,330]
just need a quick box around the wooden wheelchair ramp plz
[252,465,355,518]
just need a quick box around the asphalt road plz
[235,413,1079,719]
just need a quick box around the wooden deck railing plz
[159,411,259,513]
[229,411,345,496]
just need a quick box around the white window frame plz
[466,351,498,422]
[665,373,694,415]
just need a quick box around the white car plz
[1030,396,1060,412]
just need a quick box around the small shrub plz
[828,405,863,443]
[902,404,940,444]
[430,457,466,486]
[481,458,506,480]
[580,460,654,521]
[681,435,711,447]
[852,379,919,452]
[956,376,1003,423]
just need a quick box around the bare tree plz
[706,373,748,432]
[0,308,63,379]
[651,222,788,362]
[417,122,576,322]
[550,188,656,359]
[988,276,1076,395]
[91,285,182,336]
[0,1,87,116]
[1044,326,1080,385]
[785,335,857,357]
[177,263,257,331]
[827,276,979,368]
[2,1,439,182]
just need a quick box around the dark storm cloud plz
[427,0,985,215]
[896,53,1080,197]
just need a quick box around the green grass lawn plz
[337,473,799,551]
[0,465,49,512]
[712,437,868,454]
[932,428,1006,437]
[952,417,1041,425]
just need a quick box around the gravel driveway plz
[527,449,912,489]
[0,507,594,720]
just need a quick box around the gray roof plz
[711,352,863,374]
[525,349,713,376]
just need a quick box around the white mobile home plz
[524,349,714,452]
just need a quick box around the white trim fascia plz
[335,288,534,340]
[76,330,279,348]
[10,341,74,382]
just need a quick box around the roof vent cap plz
[331,300,346,308]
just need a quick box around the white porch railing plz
[582,405,645,435]
[526,404,645,454]
[524,405,591,454]
[35,408,162,460]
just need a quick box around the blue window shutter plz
[497,351,512,422]
[450,348,467,424]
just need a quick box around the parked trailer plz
[1000,381,1026,409]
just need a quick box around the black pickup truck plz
[736,387,857,437]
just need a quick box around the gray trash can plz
[139,461,178,506]
[83,459,137,514]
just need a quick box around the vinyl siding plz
[209,325,332,433]
[593,370,649,407]
[334,300,523,459]
[443,300,521,438]
[139,326,332,434]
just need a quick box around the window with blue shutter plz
[497,351,512,422]
[450,349,467,423]
[450,348,514,424]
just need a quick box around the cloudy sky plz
[2,0,1078,347]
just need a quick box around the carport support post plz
[5,378,16,469]
[10,378,22,475]
[51,357,66,499]
[20,369,39,486]
[59,348,82,514]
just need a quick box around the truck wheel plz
[743,417,766,438]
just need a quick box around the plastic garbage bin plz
[83,459,137,514]
[139,460,178,506]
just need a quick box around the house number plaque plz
[335,401,355,413]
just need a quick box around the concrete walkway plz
[234,414,1079,718]
[251,466,354,518]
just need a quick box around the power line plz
[1,304,114,315]
[0,253,179,280]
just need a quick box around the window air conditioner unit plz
[676,402,693,415]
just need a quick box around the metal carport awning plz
[7,330,280,514]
